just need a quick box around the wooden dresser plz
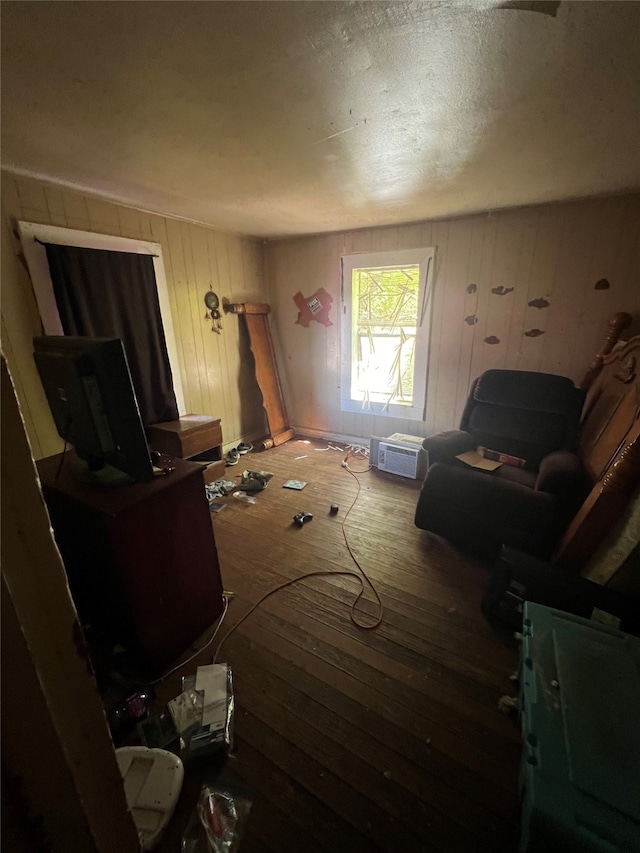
[37,452,224,672]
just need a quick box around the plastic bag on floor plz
[239,470,273,491]
[181,779,253,853]
[170,665,234,762]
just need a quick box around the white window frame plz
[18,221,185,415]
[340,248,434,421]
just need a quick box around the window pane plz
[351,266,419,406]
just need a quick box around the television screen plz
[33,336,154,484]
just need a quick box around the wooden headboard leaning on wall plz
[554,315,640,573]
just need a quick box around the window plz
[340,248,434,421]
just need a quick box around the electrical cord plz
[341,444,372,474]
[212,456,383,664]
[145,447,383,679]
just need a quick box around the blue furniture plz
[520,602,640,852]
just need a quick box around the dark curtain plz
[44,243,179,426]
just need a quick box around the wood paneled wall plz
[266,195,640,440]
[1,172,269,459]
[3,174,638,457]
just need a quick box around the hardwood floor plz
[155,438,522,852]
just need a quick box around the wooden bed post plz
[554,329,640,572]
[225,302,295,450]
[579,311,632,391]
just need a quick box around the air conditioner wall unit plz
[370,434,428,480]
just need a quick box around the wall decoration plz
[595,278,611,290]
[491,285,514,296]
[484,335,500,344]
[528,297,550,309]
[467,283,477,294]
[204,289,223,332]
[525,328,545,337]
[465,314,478,325]
[293,287,333,328]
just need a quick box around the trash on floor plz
[137,707,180,749]
[168,663,235,763]
[232,491,256,505]
[181,776,253,853]
[283,479,307,490]
[116,746,184,851]
[99,674,154,738]
[239,469,273,491]
[205,480,237,500]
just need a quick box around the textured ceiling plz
[2,1,640,238]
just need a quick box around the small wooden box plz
[148,415,222,459]
[148,415,225,485]
[149,415,222,459]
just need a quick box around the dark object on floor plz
[240,469,273,491]
[99,675,154,738]
[483,547,640,637]
[519,602,640,853]
[138,707,180,749]
[293,511,313,527]
[330,504,339,515]
[415,368,586,559]
[225,448,239,466]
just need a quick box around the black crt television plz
[33,335,154,485]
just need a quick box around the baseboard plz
[227,425,371,453]
[290,425,369,448]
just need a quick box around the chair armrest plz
[535,451,583,494]
[422,430,475,466]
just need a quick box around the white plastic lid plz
[116,746,184,851]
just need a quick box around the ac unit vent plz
[369,435,428,480]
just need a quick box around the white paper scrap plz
[195,663,228,729]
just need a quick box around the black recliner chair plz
[414,369,587,559]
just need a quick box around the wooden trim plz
[225,302,272,316]
[1,356,139,853]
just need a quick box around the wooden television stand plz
[37,451,224,673]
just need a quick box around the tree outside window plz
[341,249,434,421]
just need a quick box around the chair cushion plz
[414,463,563,558]
[495,465,537,488]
